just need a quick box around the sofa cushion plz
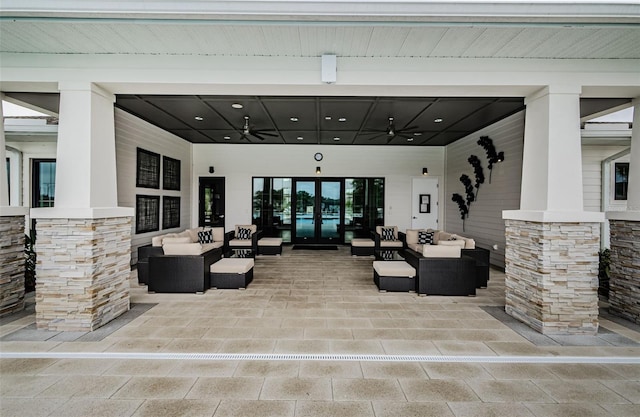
[427,229,441,244]
[438,239,466,248]
[423,245,461,258]
[163,243,206,255]
[162,237,193,245]
[380,240,403,248]
[152,233,177,247]
[407,243,423,252]
[376,226,398,240]
[198,229,213,243]
[461,237,476,249]
[211,227,225,242]
[405,229,422,245]
[418,230,433,245]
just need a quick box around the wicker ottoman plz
[258,237,283,255]
[351,238,375,256]
[210,258,254,289]
[373,260,416,292]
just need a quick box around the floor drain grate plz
[1,352,639,364]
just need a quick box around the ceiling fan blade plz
[250,132,268,141]
[399,125,419,131]
[252,130,278,137]
[366,133,386,141]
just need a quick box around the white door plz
[411,177,439,229]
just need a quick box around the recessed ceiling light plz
[231,103,243,109]
[325,116,332,121]
[290,117,299,122]
[338,117,347,122]
[434,118,443,123]
[194,116,204,121]
[413,132,422,136]
[333,137,340,141]
[223,136,231,140]
[407,137,414,142]
[297,136,304,141]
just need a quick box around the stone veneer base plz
[504,220,600,336]
[608,219,640,324]
[0,215,26,317]
[35,216,132,331]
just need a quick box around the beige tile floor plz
[1,246,639,417]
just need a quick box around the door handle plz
[412,216,417,219]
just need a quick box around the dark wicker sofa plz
[403,248,476,296]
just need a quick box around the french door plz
[292,179,343,244]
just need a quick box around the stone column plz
[503,85,604,336]
[31,83,134,331]
[607,98,640,324]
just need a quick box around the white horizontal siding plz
[115,108,192,264]
[444,111,525,269]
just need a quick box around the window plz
[614,162,629,200]
[344,178,385,242]
[5,158,9,204]
[253,177,292,241]
[32,159,56,207]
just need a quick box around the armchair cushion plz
[235,224,257,235]
[237,227,252,240]
[376,226,398,241]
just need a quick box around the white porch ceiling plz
[1,1,639,59]
[1,19,639,60]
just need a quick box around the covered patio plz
[2,247,640,416]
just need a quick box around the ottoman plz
[258,237,283,255]
[373,260,416,292]
[210,258,254,289]
[351,238,375,256]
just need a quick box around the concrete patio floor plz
[1,246,639,417]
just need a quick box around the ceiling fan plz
[363,117,421,143]
[239,115,278,141]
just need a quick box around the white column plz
[624,99,639,213]
[0,96,8,207]
[506,85,604,223]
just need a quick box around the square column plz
[31,83,134,331]
[503,85,604,336]
[607,98,640,324]
[35,216,132,331]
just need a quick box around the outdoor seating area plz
[3,245,640,417]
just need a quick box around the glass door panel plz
[295,180,316,240]
[320,181,341,242]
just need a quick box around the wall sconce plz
[422,167,428,176]
[209,166,215,174]
[316,166,321,174]
[496,152,505,162]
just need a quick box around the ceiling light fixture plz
[407,138,414,142]
[434,118,443,123]
[413,132,422,136]
[297,136,304,141]
[333,137,340,141]
[194,116,204,121]
[231,103,243,109]
[223,136,231,140]
[290,117,299,122]
[325,116,332,120]
[338,117,346,122]
[423,167,429,176]
[316,166,321,174]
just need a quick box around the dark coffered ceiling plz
[115,95,525,146]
